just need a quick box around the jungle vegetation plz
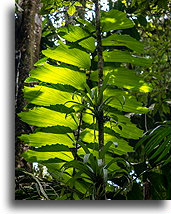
[15,0,171,200]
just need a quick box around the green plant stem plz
[94,0,105,200]
[71,111,83,199]
[94,0,104,158]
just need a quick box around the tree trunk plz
[15,0,42,169]
[143,180,152,200]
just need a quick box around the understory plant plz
[18,1,153,200]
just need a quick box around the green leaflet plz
[22,149,74,163]
[18,107,78,130]
[19,132,74,147]
[24,85,81,107]
[80,128,134,155]
[42,42,91,69]
[67,5,76,16]
[102,34,144,53]
[82,109,94,124]
[29,63,86,90]
[101,9,134,32]
[76,18,96,33]
[58,25,95,52]
[96,49,153,66]
[90,67,152,92]
[103,88,149,113]
[105,122,143,140]
[82,109,143,139]
[34,57,48,66]
[136,122,171,165]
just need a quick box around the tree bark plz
[143,180,152,200]
[15,0,42,169]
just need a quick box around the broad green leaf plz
[76,18,96,33]
[74,180,92,195]
[104,155,122,172]
[108,111,130,124]
[97,49,153,66]
[18,107,78,130]
[22,149,74,162]
[58,25,95,52]
[82,109,94,124]
[90,67,152,92]
[24,76,39,83]
[23,85,81,107]
[102,34,144,53]
[82,109,143,139]
[77,145,98,157]
[105,121,143,139]
[83,106,133,125]
[105,135,134,155]
[67,5,76,16]
[80,128,134,155]
[34,57,47,66]
[101,9,134,32]
[30,63,86,90]
[104,88,149,113]
[19,132,74,147]
[42,43,91,69]
[73,1,82,6]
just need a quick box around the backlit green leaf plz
[76,18,96,33]
[98,49,153,66]
[90,67,152,92]
[22,149,74,162]
[104,88,149,113]
[30,63,86,90]
[58,25,95,52]
[19,132,74,147]
[102,34,144,53]
[80,128,134,155]
[42,43,91,69]
[105,121,143,139]
[73,1,82,6]
[67,5,76,16]
[24,85,81,107]
[101,9,134,32]
[18,107,78,129]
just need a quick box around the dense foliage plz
[15,0,171,200]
